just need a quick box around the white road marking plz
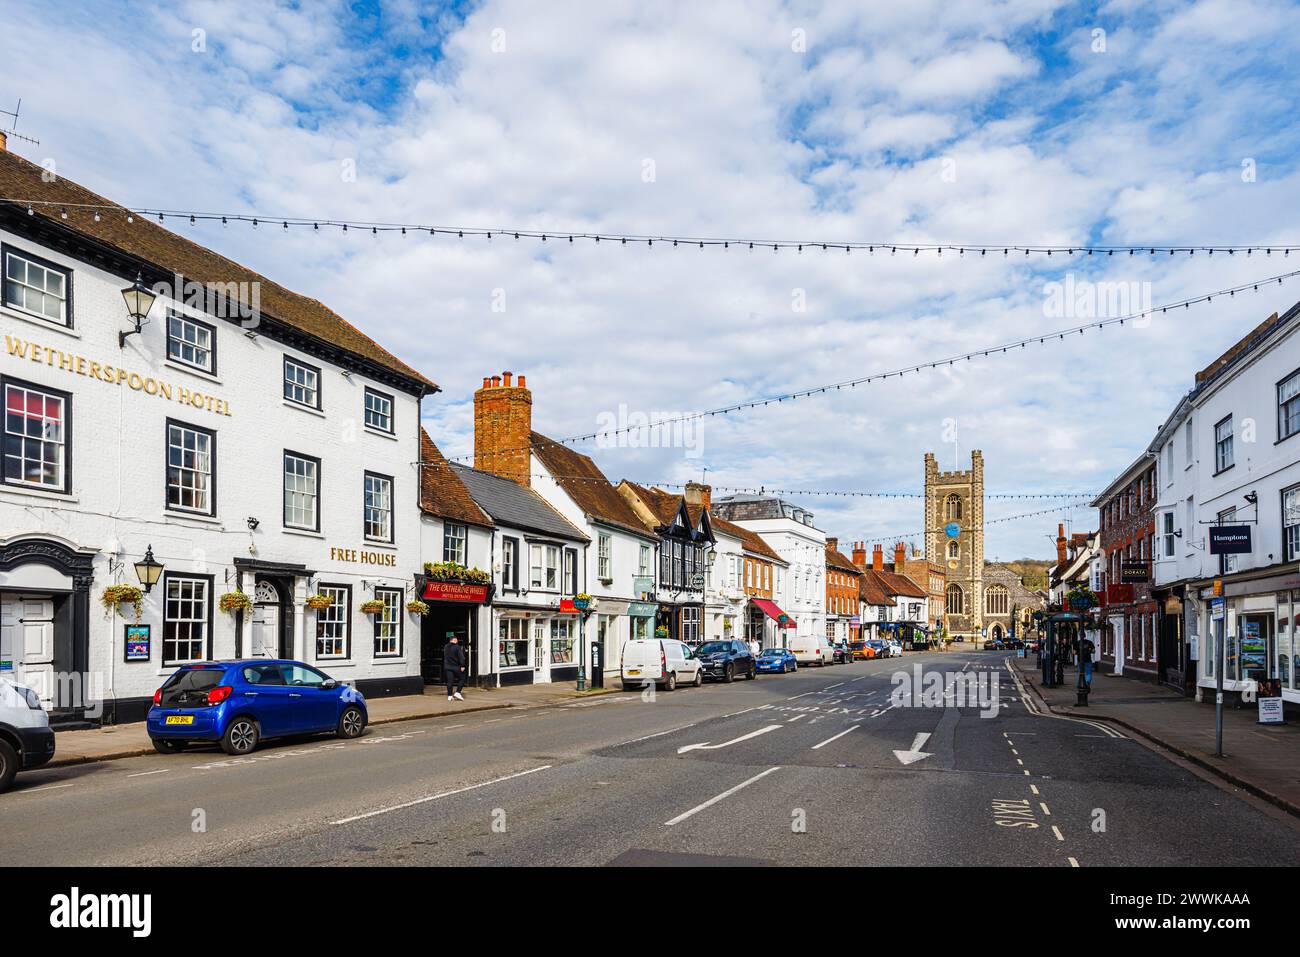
[1052,825,1065,842]
[787,714,808,723]
[1068,857,1080,868]
[677,724,783,754]
[127,769,169,778]
[1039,802,1051,816]
[664,766,782,826]
[824,682,845,690]
[812,724,861,750]
[332,765,553,825]
[17,783,74,794]
[1029,784,1039,795]
[614,723,698,746]
[892,731,933,765]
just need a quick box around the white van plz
[620,639,703,691]
[789,635,833,667]
[0,677,55,792]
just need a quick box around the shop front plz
[417,577,492,688]
[1195,567,1300,707]
[749,597,793,648]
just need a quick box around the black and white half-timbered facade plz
[0,145,432,724]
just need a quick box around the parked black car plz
[831,641,851,663]
[695,640,757,682]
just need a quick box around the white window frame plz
[166,310,215,374]
[364,472,393,543]
[162,574,209,665]
[598,533,612,580]
[284,356,321,409]
[372,588,402,657]
[502,537,517,591]
[315,584,350,659]
[283,451,319,531]
[1214,415,1234,473]
[443,522,467,564]
[3,247,69,326]
[166,421,215,515]
[2,379,67,492]
[364,387,394,434]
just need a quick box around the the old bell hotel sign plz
[4,335,233,417]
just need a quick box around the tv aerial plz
[0,99,41,146]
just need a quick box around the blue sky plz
[3,0,1300,559]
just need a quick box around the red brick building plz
[1092,454,1159,678]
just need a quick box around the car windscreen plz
[160,668,226,707]
[696,642,730,654]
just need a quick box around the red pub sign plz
[422,581,490,603]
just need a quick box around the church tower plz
[924,450,984,640]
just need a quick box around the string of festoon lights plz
[856,502,1093,545]
[413,462,1093,500]
[418,266,1300,464]
[8,197,1300,258]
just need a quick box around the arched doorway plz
[250,578,290,658]
[990,623,1005,642]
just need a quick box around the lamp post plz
[133,544,163,593]
[119,272,157,347]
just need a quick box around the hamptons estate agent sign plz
[4,335,233,417]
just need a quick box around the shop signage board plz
[1211,597,1225,621]
[1119,562,1150,584]
[423,581,490,603]
[1258,679,1284,724]
[1208,525,1252,555]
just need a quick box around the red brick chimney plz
[1056,522,1067,565]
[872,544,884,571]
[826,537,838,553]
[894,542,906,568]
[684,481,711,511]
[474,370,533,487]
[851,541,866,567]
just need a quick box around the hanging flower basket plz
[305,593,335,611]
[573,592,594,611]
[406,599,430,616]
[360,598,387,615]
[654,625,669,639]
[423,561,491,585]
[219,590,254,615]
[101,584,144,622]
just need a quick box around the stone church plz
[924,450,985,640]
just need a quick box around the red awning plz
[751,598,794,628]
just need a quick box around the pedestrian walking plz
[443,635,467,701]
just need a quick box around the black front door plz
[422,605,472,683]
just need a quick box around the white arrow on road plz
[893,732,933,766]
[677,724,783,754]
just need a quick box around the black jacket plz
[443,641,467,671]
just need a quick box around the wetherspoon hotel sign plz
[3,335,233,417]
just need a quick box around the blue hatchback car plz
[756,646,797,674]
[147,659,367,756]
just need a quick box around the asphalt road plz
[5,649,1298,866]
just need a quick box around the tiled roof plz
[826,543,861,574]
[877,570,927,598]
[859,570,893,606]
[419,430,493,527]
[452,463,586,542]
[0,147,434,390]
[529,432,654,538]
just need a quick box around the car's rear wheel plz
[151,738,187,754]
[722,662,735,683]
[663,672,677,692]
[337,706,366,739]
[0,739,17,793]
[220,717,260,756]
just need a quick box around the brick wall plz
[474,371,532,486]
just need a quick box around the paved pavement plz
[1012,653,1300,817]
[5,650,1298,866]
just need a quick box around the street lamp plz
[133,544,164,593]
[119,272,157,347]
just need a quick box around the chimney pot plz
[491,375,501,388]
[518,375,526,388]
[503,371,512,387]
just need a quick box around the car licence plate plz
[627,669,641,676]
[165,715,194,726]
